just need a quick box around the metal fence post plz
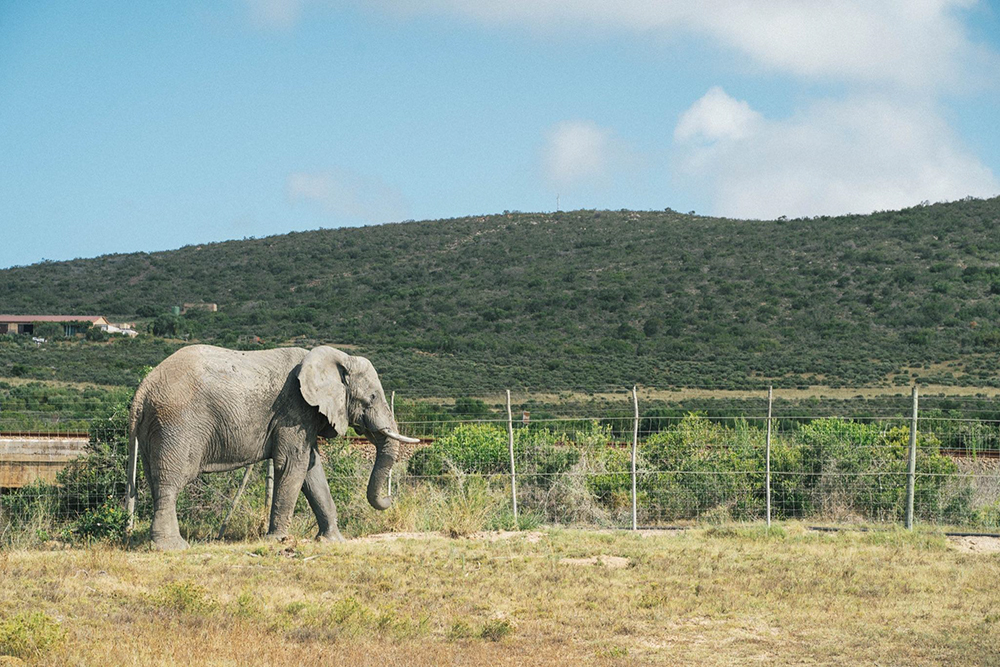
[766,385,773,529]
[506,390,518,523]
[632,385,639,531]
[906,385,919,530]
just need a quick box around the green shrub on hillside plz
[5,198,1000,391]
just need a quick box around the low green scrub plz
[407,423,580,483]
[584,414,972,526]
[0,612,64,659]
[2,396,992,548]
[155,581,217,614]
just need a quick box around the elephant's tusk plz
[380,428,420,444]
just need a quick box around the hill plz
[3,198,1000,393]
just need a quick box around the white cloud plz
[287,168,409,223]
[542,121,615,190]
[361,0,994,91]
[244,0,306,29]
[541,120,643,193]
[673,88,999,218]
[674,86,762,143]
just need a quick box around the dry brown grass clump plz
[1,525,998,665]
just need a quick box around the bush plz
[0,612,64,659]
[55,387,135,517]
[639,415,763,522]
[0,482,59,547]
[575,415,973,526]
[408,423,580,483]
[73,499,129,541]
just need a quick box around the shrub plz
[409,424,509,477]
[156,581,217,614]
[794,419,964,523]
[478,616,516,641]
[0,612,64,659]
[0,482,59,547]
[408,423,580,483]
[73,499,129,541]
[639,414,763,522]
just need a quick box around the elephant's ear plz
[298,346,352,437]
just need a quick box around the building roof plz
[0,315,108,324]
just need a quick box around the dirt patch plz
[558,555,630,569]
[948,535,1000,554]
[353,530,546,544]
[468,530,545,543]
[353,531,442,543]
[588,528,686,538]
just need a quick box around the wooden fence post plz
[506,390,518,523]
[632,386,639,531]
[906,385,919,530]
[766,386,773,529]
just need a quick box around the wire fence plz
[2,387,1000,547]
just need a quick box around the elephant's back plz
[137,345,309,424]
[155,345,304,379]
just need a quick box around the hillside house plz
[181,303,218,314]
[100,322,139,337]
[0,315,109,336]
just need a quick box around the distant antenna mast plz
[556,194,560,212]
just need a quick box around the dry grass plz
[1,525,999,665]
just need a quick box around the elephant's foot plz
[265,531,290,542]
[151,534,190,551]
[316,530,345,543]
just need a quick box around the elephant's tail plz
[125,390,144,531]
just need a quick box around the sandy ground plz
[353,530,546,543]
[354,528,1000,554]
[352,528,686,544]
[558,555,631,568]
[947,535,1000,553]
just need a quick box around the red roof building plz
[0,315,109,336]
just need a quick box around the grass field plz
[1,525,998,665]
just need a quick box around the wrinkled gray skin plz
[128,344,408,551]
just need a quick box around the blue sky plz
[2,0,999,268]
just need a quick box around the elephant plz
[125,344,418,550]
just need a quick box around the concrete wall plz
[0,434,90,487]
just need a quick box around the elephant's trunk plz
[366,438,398,511]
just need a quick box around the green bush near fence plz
[579,414,969,525]
[407,423,581,487]
[2,403,994,547]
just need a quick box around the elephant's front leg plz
[302,450,345,542]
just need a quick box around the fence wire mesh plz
[2,389,1000,547]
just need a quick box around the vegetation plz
[0,611,64,660]
[5,401,997,550]
[0,381,124,431]
[1,528,998,664]
[3,197,1000,391]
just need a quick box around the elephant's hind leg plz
[302,454,345,542]
[266,454,310,541]
[145,431,196,551]
[150,485,190,551]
